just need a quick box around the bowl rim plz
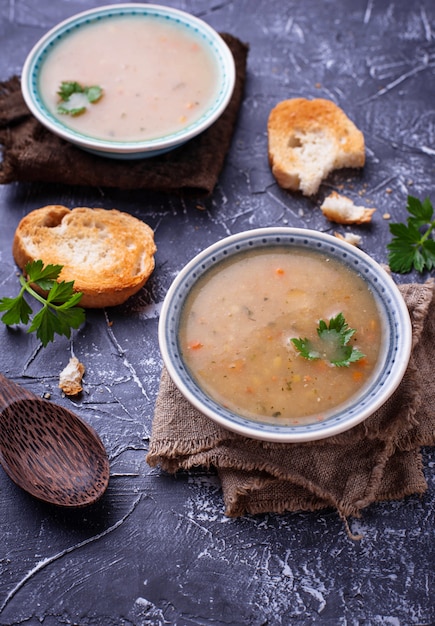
[158,227,413,443]
[21,2,236,155]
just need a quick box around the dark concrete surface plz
[0,1,434,624]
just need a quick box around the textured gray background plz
[0,0,434,624]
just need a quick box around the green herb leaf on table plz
[0,260,85,347]
[57,81,103,116]
[291,313,365,367]
[387,195,435,273]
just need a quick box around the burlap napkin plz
[0,34,248,195]
[147,281,435,536]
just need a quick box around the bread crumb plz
[321,191,376,224]
[334,232,362,246]
[383,212,391,220]
[59,357,85,396]
[386,188,392,194]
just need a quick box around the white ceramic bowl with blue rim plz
[159,227,413,443]
[21,3,236,159]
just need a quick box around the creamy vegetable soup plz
[179,247,383,425]
[39,16,219,141]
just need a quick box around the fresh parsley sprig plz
[387,195,435,273]
[291,313,365,367]
[0,260,85,347]
[57,81,103,116]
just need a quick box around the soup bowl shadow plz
[159,228,413,443]
[21,3,235,159]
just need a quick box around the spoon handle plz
[0,373,36,412]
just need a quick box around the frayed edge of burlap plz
[146,434,229,472]
[150,445,375,539]
[346,440,398,515]
[147,437,428,542]
[218,470,365,540]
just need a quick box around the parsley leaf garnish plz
[0,260,85,347]
[291,313,365,367]
[387,195,435,273]
[57,81,103,116]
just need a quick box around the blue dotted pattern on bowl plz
[160,228,411,441]
[24,4,234,156]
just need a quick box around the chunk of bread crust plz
[59,357,85,396]
[321,191,376,224]
[13,205,157,308]
[267,98,365,196]
[334,232,362,247]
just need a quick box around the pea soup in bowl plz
[21,4,235,159]
[159,228,412,443]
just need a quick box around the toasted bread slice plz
[321,191,376,224]
[13,205,156,308]
[267,98,365,196]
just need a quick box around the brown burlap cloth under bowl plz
[147,281,435,537]
[0,34,248,195]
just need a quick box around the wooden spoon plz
[0,373,109,507]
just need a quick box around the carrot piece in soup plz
[352,370,364,382]
[188,340,203,350]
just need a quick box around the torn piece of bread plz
[13,205,157,308]
[59,357,85,396]
[267,98,365,196]
[321,191,376,224]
